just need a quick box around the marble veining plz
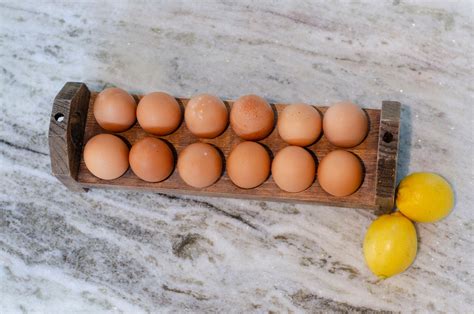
[0,0,473,313]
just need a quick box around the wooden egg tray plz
[49,82,401,214]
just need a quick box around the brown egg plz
[227,141,271,189]
[177,143,222,188]
[83,134,129,180]
[278,103,322,146]
[230,94,274,140]
[137,92,182,135]
[185,94,228,138]
[323,101,368,147]
[317,150,363,197]
[93,87,137,132]
[272,146,315,192]
[129,137,174,182]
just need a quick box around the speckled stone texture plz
[1,1,473,313]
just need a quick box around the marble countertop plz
[1,1,473,312]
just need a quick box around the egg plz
[177,143,222,188]
[323,101,368,147]
[137,92,182,135]
[278,103,322,146]
[83,134,129,180]
[230,94,274,140]
[93,87,137,132]
[185,94,228,138]
[129,137,174,182]
[227,141,271,189]
[317,150,363,196]
[272,146,315,192]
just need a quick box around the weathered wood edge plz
[79,181,378,210]
[375,101,401,214]
[48,82,90,191]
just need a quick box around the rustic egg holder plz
[49,82,401,215]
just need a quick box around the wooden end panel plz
[375,101,401,214]
[48,82,90,191]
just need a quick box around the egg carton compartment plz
[49,82,400,214]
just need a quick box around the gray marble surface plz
[1,0,473,313]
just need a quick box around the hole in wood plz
[54,113,65,122]
[383,131,393,143]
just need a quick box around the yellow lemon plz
[363,212,417,278]
[396,172,454,223]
